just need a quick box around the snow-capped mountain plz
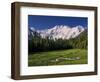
[29,25,85,40]
[28,27,40,40]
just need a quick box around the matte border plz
[11,2,98,80]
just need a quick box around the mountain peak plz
[30,27,36,31]
[76,25,84,29]
[29,25,85,40]
[53,25,70,29]
[73,25,84,32]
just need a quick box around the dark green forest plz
[28,30,87,54]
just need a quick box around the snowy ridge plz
[29,25,85,40]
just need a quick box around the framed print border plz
[11,2,98,80]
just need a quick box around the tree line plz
[28,31,87,54]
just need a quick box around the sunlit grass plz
[28,49,87,66]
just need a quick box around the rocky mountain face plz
[28,25,85,40]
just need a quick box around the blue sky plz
[28,15,88,30]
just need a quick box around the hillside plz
[28,25,87,53]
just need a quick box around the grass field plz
[28,49,87,66]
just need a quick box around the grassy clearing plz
[28,49,87,66]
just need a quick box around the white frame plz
[20,6,95,76]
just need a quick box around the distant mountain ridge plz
[29,25,86,40]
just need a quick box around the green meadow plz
[28,49,87,66]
